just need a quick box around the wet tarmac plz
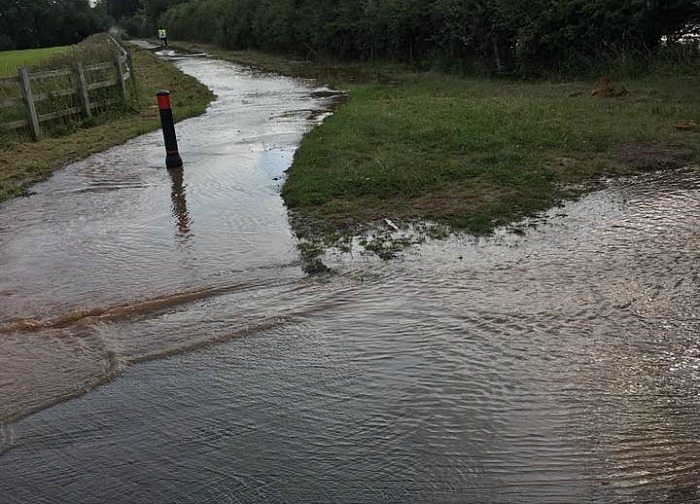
[1,50,699,503]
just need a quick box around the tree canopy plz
[0,0,109,50]
[100,0,141,20]
[148,0,699,74]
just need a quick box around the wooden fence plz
[0,45,134,141]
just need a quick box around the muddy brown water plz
[1,50,700,503]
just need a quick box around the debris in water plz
[384,218,399,231]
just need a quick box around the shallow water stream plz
[1,50,699,503]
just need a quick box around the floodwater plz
[1,50,699,503]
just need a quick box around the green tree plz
[156,0,700,74]
[0,0,108,49]
[506,0,700,69]
[103,0,141,20]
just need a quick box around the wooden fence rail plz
[0,49,135,141]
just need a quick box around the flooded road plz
[0,50,339,422]
[1,50,700,503]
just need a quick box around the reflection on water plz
[0,50,699,503]
[169,166,192,247]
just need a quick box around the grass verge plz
[0,45,214,202]
[0,46,70,77]
[286,75,700,236]
[173,42,700,241]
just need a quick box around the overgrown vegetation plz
[0,43,214,202]
[148,0,700,76]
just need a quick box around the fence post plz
[125,48,135,88]
[18,68,40,141]
[75,63,92,119]
[114,53,128,102]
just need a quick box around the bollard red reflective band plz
[157,94,171,110]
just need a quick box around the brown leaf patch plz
[674,120,697,130]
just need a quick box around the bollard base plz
[166,152,183,169]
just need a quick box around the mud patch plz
[614,143,695,171]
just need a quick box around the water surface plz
[1,51,699,503]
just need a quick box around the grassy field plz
[0,46,70,77]
[0,46,214,201]
[172,42,700,243]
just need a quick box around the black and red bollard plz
[156,90,183,169]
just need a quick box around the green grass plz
[283,73,700,235]
[0,46,70,77]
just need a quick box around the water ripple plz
[0,52,699,503]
